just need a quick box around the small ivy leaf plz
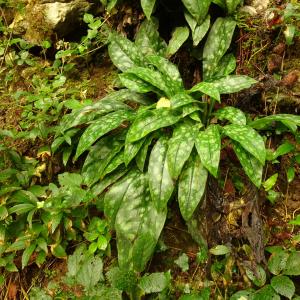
[249,114,300,130]
[122,66,174,97]
[175,253,189,272]
[178,153,208,221]
[22,243,36,269]
[75,110,133,161]
[213,53,236,77]
[108,34,145,71]
[189,82,220,102]
[127,109,181,143]
[215,106,247,125]
[271,275,295,299]
[135,19,167,56]
[283,252,300,276]
[224,124,266,165]
[226,0,242,14]
[232,142,263,188]
[195,125,221,178]
[166,27,190,57]
[167,121,197,179]
[263,173,278,191]
[124,137,146,166]
[146,55,184,93]
[182,0,211,24]
[210,75,257,94]
[203,17,236,80]
[141,0,157,20]
[148,137,174,210]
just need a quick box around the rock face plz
[10,0,91,44]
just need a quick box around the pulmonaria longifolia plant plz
[53,18,300,273]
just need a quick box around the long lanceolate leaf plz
[223,124,266,165]
[126,109,181,143]
[108,34,145,71]
[124,137,146,166]
[178,153,208,221]
[195,125,221,178]
[232,142,263,187]
[148,137,174,210]
[203,17,236,80]
[75,110,133,160]
[166,26,190,57]
[115,173,166,271]
[182,0,211,24]
[141,0,157,20]
[226,0,242,14]
[215,106,246,125]
[249,114,300,130]
[167,121,197,179]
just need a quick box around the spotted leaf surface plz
[136,134,154,172]
[182,103,203,118]
[81,137,123,186]
[104,170,140,227]
[182,0,211,24]
[224,124,266,165]
[170,93,198,108]
[212,53,236,77]
[167,121,197,179]
[127,109,181,143]
[115,174,166,271]
[203,17,236,80]
[75,110,133,160]
[226,0,242,14]
[195,125,221,178]
[249,114,300,130]
[210,75,257,94]
[124,137,146,166]
[135,19,167,56]
[215,106,246,125]
[148,137,174,210]
[141,0,157,20]
[189,82,220,102]
[122,67,173,97]
[166,27,189,57]
[232,142,263,187]
[146,55,183,93]
[178,153,208,221]
[108,34,144,72]
[102,152,124,178]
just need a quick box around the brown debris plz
[267,54,283,73]
[280,70,299,88]
[272,42,286,55]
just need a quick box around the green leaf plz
[139,272,171,294]
[122,67,173,97]
[141,0,156,19]
[108,33,144,71]
[170,93,198,108]
[271,275,295,299]
[75,110,132,160]
[182,0,211,24]
[272,142,295,160]
[215,106,246,125]
[249,114,300,130]
[203,17,236,80]
[185,13,210,46]
[167,121,197,179]
[230,290,253,300]
[283,252,300,276]
[213,53,236,77]
[127,109,181,143]
[135,134,154,172]
[252,285,280,300]
[58,172,82,187]
[209,245,231,255]
[224,124,266,165]
[232,142,263,188]
[245,264,266,287]
[210,75,257,94]
[135,19,167,56]
[148,137,174,210]
[22,243,36,269]
[166,27,190,57]
[107,0,118,11]
[8,203,36,215]
[263,173,278,191]
[101,152,124,178]
[195,125,221,178]
[178,153,208,220]
[175,253,189,272]
[226,0,242,14]
[115,174,167,272]
[124,137,146,166]
[189,82,220,102]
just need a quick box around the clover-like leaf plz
[166,26,189,57]
[195,125,221,178]
[178,153,208,221]
[127,109,181,142]
[148,137,174,210]
[203,17,236,80]
[224,124,266,165]
[167,121,197,179]
[215,106,246,125]
[182,0,211,24]
[141,0,157,20]
[232,142,263,188]
[75,110,133,160]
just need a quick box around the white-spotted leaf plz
[215,106,246,125]
[249,114,300,130]
[182,0,211,24]
[189,82,220,102]
[124,137,146,166]
[213,53,236,77]
[226,0,242,14]
[166,27,189,57]
[141,0,157,19]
